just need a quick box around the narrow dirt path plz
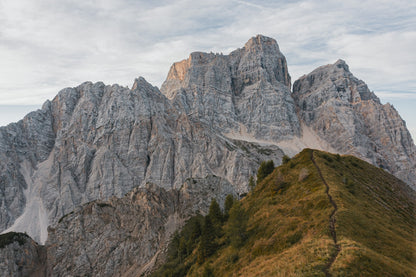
[310,150,341,277]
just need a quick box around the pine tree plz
[224,194,235,219]
[282,155,291,164]
[198,216,217,263]
[208,198,223,227]
[248,175,255,190]
[256,160,275,184]
[226,201,247,248]
[167,231,181,259]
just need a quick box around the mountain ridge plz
[0,34,414,249]
[1,149,414,276]
[151,149,416,276]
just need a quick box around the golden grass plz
[157,149,416,276]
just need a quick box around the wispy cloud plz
[0,0,415,139]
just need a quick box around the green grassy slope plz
[152,149,416,277]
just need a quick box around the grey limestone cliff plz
[161,35,300,141]
[292,59,416,187]
[0,34,415,277]
[0,76,282,244]
[0,233,46,276]
[0,175,239,276]
[160,36,415,189]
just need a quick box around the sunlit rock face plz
[161,35,300,142]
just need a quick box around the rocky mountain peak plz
[293,59,379,104]
[334,59,349,71]
[231,34,291,89]
[132,76,153,90]
[293,60,416,187]
[160,35,299,141]
[243,34,281,53]
[162,35,291,99]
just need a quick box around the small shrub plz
[248,176,255,190]
[282,155,291,164]
[97,202,112,208]
[335,154,341,161]
[287,231,303,245]
[257,160,275,184]
[0,232,28,248]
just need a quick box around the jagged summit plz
[293,60,415,186]
[293,59,379,103]
[0,35,415,245]
[334,59,349,71]
[161,34,298,141]
[162,34,291,98]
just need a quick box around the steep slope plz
[161,35,300,141]
[0,232,46,276]
[1,33,415,250]
[154,149,415,276]
[161,35,415,189]
[0,77,281,243]
[293,60,416,187]
[0,175,239,276]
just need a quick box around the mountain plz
[0,175,240,276]
[0,34,415,276]
[152,149,416,276]
[161,35,299,142]
[293,59,416,186]
[2,149,413,276]
[0,77,281,243]
[160,35,415,188]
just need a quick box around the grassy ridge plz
[152,149,416,276]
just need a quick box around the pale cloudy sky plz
[0,0,415,138]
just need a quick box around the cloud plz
[0,0,415,111]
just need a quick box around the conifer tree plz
[256,160,275,184]
[208,198,223,227]
[248,175,255,190]
[224,194,235,219]
[198,216,217,263]
[226,201,247,248]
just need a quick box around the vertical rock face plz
[46,176,237,277]
[0,233,46,276]
[2,35,415,246]
[293,60,416,187]
[1,176,240,277]
[161,34,300,141]
[0,105,55,234]
[0,76,281,243]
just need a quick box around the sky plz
[0,0,415,139]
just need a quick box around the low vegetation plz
[0,232,29,248]
[152,149,416,276]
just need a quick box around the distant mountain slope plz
[161,35,416,189]
[293,59,416,188]
[0,78,280,243]
[153,149,415,276]
[0,175,240,276]
[161,35,300,142]
[0,34,414,248]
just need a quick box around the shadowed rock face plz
[293,59,416,187]
[0,233,46,277]
[1,176,240,277]
[161,35,300,141]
